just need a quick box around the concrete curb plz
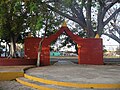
[16,78,57,90]
[0,72,24,81]
[24,74,120,89]
[0,66,35,81]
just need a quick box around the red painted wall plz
[24,37,50,66]
[0,58,37,66]
[40,47,50,66]
[78,38,103,65]
[24,37,42,59]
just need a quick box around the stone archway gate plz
[24,23,103,66]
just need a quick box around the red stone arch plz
[24,25,103,66]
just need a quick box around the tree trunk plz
[37,19,48,66]
[0,41,1,57]
[97,8,104,36]
[97,23,104,36]
[5,42,7,57]
[37,51,41,66]
[85,0,95,38]
[86,28,95,38]
[37,38,44,66]
[10,36,16,57]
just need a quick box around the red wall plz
[24,37,103,65]
[78,38,103,65]
[24,37,50,66]
[40,47,50,66]
[0,58,37,66]
[24,37,42,59]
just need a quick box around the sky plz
[101,35,119,51]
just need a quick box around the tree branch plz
[70,4,86,28]
[105,0,119,11]
[73,0,87,26]
[104,7,120,26]
[104,33,120,44]
[81,0,85,9]
[44,2,87,29]
[98,0,105,7]
[111,23,120,35]
[46,4,77,22]
[99,0,118,23]
[44,0,58,3]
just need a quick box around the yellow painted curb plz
[16,78,57,90]
[0,65,35,81]
[0,72,24,81]
[24,74,120,89]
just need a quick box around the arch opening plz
[49,33,78,65]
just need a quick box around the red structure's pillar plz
[24,37,51,66]
[77,38,103,65]
[40,46,50,66]
[24,37,42,59]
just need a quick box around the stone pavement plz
[0,66,37,90]
[26,61,120,84]
[0,81,37,90]
[0,81,119,90]
[0,65,35,81]
[0,66,35,72]
[0,61,120,90]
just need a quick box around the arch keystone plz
[62,21,67,27]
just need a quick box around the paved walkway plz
[0,61,120,90]
[0,66,35,72]
[0,65,35,81]
[0,81,37,90]
[26,61,120,84]
[0,65,37,90]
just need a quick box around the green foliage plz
[0,0,24,36]
[13,1,22,13]
[35,16,43,30]
[0,0,64,57]
[0,0,63,41]
[63,0,73,7]
[0,0,43,40]
[29,2,38,14]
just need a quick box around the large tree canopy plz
[0,0,28,57]
[0,0,63,57]
[40,0,120,38]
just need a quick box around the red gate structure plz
[24,23,103,66]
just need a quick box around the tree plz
[0,0,43,57]
[40,0,120,38]
[0,0,24,57]
[0,0,64,59]
[26,1,64,38]
[40,11,64,38]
